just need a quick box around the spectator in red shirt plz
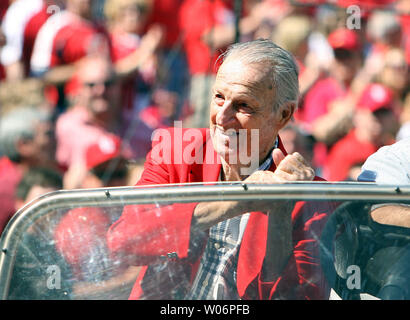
[142,0,190,121]
[55,54,152,188]
[303,28,363,132]
[104,0,163,115]
[145,0,181,50]
[30,0,112,112]
[323,83,399,181]
[22,0,65,77]
[55,54,121,187]
[0,106,57,235]
[301,27,364,172]
[0,0,44,80]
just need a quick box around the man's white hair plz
[367,10,400,42]
[0,106,50,162]
[218,38,300,112]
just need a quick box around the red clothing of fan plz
[0,157,23,235]
[22,3,52,76]
[178,0,233,75]
[322,129,378,181]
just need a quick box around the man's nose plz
[93,82,109,96]
[216,100,236,126]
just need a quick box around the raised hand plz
[271,149,315,182]
[244,149,315,184]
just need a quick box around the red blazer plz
[107,128,333,299]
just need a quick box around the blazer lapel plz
[236,134,288,297]
[237,211,268,297]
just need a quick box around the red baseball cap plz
[328,28,361,51]
[357,83,394,112]
[85,134,123,170]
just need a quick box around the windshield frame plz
[1,181,410,300]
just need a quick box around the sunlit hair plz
[217,39,299,112]
[367,10,401,43]
[104,0,151,23]
[272,15,312,55]
[0,106,50,162]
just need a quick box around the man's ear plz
[277,102,296,129]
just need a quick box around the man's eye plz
[214,94,224,104]
[237,102,252,112]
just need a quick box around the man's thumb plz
[272,148,286,168]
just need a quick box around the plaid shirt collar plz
[256,136,279,172]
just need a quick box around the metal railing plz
[1,181,410,299]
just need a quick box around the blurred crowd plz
[0,0,410,237]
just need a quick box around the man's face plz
[20,120,55,165]
[332,49,361,85]
[381,50,408,92]
[78,58,119,121]
[120,3,149,34]
[209,58,284,168]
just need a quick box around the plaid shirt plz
[185,138,278,300]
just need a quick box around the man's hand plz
[273,149,315,181]
[245,149,315,184]
[192,149,315,231]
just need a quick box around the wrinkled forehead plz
[216,57,274,91]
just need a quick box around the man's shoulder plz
[359,139,410,184]
[310,77,340,91]
[148,127,213,167]
[55,106,88,128]
[365,139,410,165]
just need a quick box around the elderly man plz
[107,39,333,300]
[0,106,56,235]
